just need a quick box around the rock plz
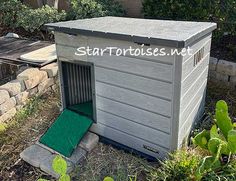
[15,91,29,105]
[16,105,24,111]
[67,146,87,165]
[216,59,236,76]
[20,144,52,168]
[17,68,48,89]
[0,97,16,116]
[209,57,218,71]
[40,154,74,178]
[0,108,16,123]
[27,87,38,97]
[38,78,54,95]
[79,132,99,152]
[0,90,10,105]
[5,33,19,38]
[41,63,58,78]
[51,84,58,92]
[0,80,25,96]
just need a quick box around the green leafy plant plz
[38,155,70,181]
[66,0,125,20]
[142,0,236,40]
[147,149,201,181]
[192,100,236,180]
[16,5,66,32]
[103,176,114,181]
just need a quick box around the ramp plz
[39,109,93,157]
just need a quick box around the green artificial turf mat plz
[39,109,93,157]
[68,101,93,118]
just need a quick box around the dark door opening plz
[61,61,96,122]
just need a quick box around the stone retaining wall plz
[209,57,236,86]
[0,63,58,124]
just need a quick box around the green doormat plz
[68,101,93,118]
[39,109,93,157]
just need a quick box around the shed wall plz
[55,32,173,158]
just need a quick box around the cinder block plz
[41,63,58,78]
[216,59,236,76]
[0,108,16,123]
[0,97,16,116]
[209,57,218,71]
[0,90,10,105]
[0,80,25,96]
[15,91,29,105]
[20,144,52,168]
[79,132,99,152]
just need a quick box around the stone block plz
[208,70,217,80]
[40,63,58,78]
[67,146,87,165]
[0,80,25,96]
[20,144,52,168]
[28,87,38,97]
[216,59,236,76]
[79,132,99,152]
[215,72,229,82]
[38,78,54,95]
[209,57,218,71]
[40,154,74,178]
[0,108,16,123]
[17,68,48,89]
[15,91,29,105]
[0,97,16,116]
[0,90,10,105]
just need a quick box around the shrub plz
[147,149,201,181]
[16,5,66,32]
[66,0,125,20]
[142,0,236,38]
[0,0,27,27]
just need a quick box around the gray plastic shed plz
[46,17,216,159]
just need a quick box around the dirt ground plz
[0,81,236,181]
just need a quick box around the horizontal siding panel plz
[181,53,210,96]
[55,32,88,47]
[183,34,211,62]
[96,96,171,133]
[180,80,207,126]
[95,66,172,99]
[96,110,170,148]
[88,36,175,64]
[96,82,172,117]
[178,93,205,147]
[90,123,169,159]
[90,54,173,82]
[180,67,208,113]
[182,39,211,79]
[56,44,88,61]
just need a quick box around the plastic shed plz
[45,17,216,159]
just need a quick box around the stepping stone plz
[40,154,74,178]
[20,44,57,63]
[67,146,87,165]
[20,144,52,167]
[79,132,99,152]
